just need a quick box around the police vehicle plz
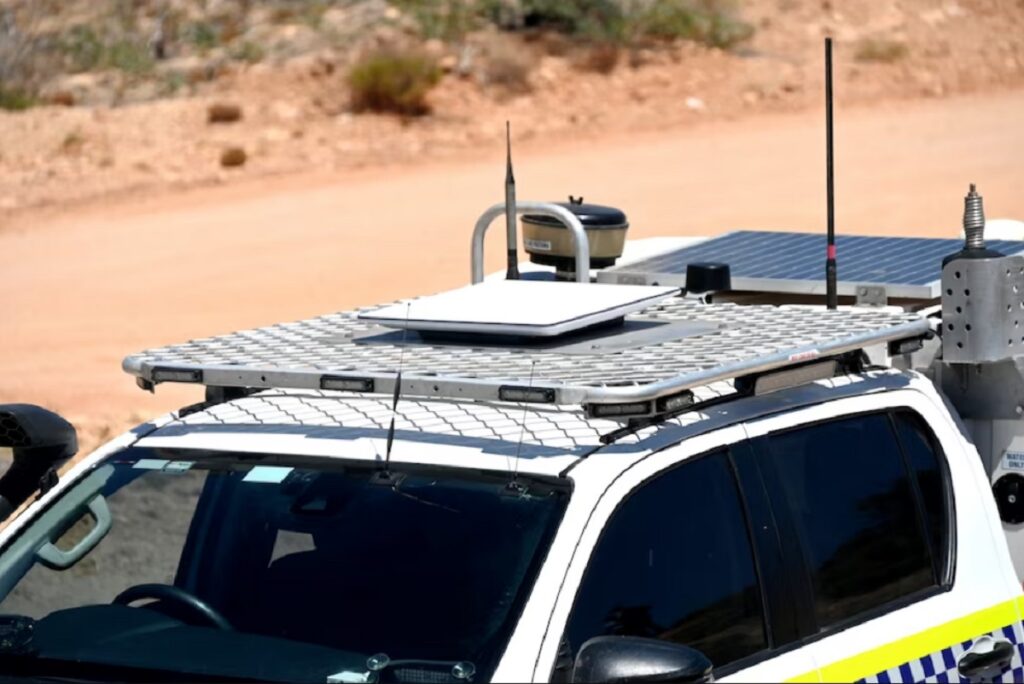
[3,42,1024,679]
[2,175,1024,683]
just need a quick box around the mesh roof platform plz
[123,296,930,410]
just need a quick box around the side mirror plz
[0,404,78,521]
[572,636,713,683]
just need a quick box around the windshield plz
[0,448,568,683]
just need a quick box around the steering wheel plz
[113,583,233,631]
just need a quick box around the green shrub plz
[161,71,188,96]
[474,0,754,50]
[105,40,154,74]
[184,21,220,51]
[0,84,35,111]
[62,25,106,72]
[262,0,329,27]
[60,26,153,75]
[855,38,908,63]
[299,0,331,29]
[230,41,266,64]
[519,0,625,41]
[629,0,754,49]
[348,49,442,116]
[702,7,755,49]
[394,0,482,41]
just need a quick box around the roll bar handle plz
[471,202,590,284]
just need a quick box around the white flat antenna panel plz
[359,280,680,337]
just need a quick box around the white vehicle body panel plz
[4,348,1022,681]
[519,375,946,682]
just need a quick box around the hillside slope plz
[0,0,1021,213]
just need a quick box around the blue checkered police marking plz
[858,622,1024,683]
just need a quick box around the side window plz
[564,450,768,671]
[765,413,936,631]
[0,468,205,619]
[892,410,951,578]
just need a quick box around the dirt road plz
[2,89,1023,442]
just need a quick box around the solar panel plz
[597,231,1024,300]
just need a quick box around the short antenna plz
[824,37,838,310]
[381,302,411,477]
[504,122,520,280]
[506,360,537,493]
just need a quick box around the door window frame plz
[548,437,786,679]
[742,402,957,653]
[541,391,958,681]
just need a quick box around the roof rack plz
[123,296,929,419]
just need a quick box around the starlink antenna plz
[505,122,520,280]
[824,37,838,310]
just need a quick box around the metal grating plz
[598,231,1024,300]
[123,296,929,409]
[172,391,624,452]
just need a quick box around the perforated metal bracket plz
[941,254,1024,363]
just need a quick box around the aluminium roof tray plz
[122,294,930,412]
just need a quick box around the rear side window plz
[564,450,767,670]
[892,410,951,577]
[765,413,936,630]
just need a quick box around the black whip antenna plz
[506,360,537,494]
[824,37,838,309]
[505,121,520,280]
[380,302,411,479]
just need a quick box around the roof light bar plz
[741,359,838,396]
[587,401,653,419]
[657,391,694,413]
[151,367,203,384]
[320,376,375,393]
[498,386,556,404]
[587,389,694,421]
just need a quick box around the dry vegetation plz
[0,0,755,112]
[855,37,909,64]
[348,47,442,114]
[0,0,1021,213]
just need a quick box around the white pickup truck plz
[1,188,1023,684]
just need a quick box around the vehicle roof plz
[133,369,918,479]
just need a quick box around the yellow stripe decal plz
[786,669,822,683]
[785,596,1024,683]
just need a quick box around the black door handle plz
[958,639,1015,679]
